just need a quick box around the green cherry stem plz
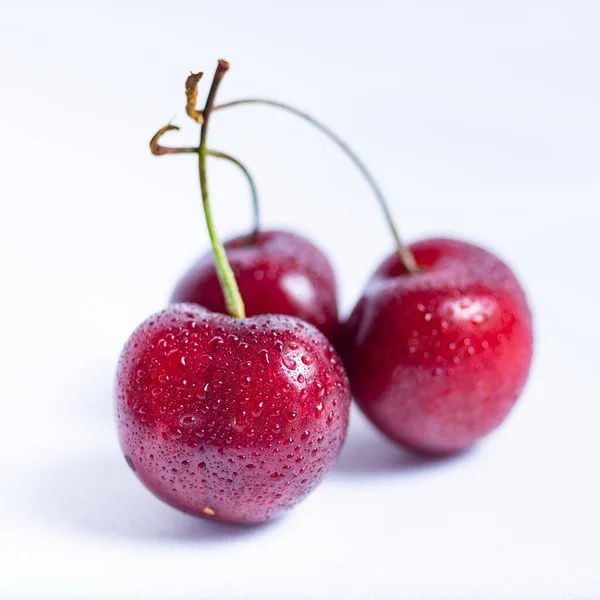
[208,150,260,245]
[211,98,419,274]
[150,125,260,243]
[198,60,246,319]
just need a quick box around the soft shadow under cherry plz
[332,419,469,476]
[25,451,276,543]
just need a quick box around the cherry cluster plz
[116,60,533,525]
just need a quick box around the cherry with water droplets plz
[117,303,350,524]
[341,239,533,454]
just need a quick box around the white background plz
[1,1,599,599]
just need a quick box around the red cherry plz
[116,303,350,524]
[171,230,339,341]
[341,238,533,454]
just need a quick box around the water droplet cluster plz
[116,304,350,524]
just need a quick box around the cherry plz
[116,303,349,524]
[171,230,339,341]
[117,60,350,524]
[341,239,533,455]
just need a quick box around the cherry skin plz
[171,230,339,342]
[340,238,533,455]
[116,303,350,525]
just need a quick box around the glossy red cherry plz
[116,303,350,524]
[171,230,338,341]
[341,238,533,454]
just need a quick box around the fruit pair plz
[116,60,533,525]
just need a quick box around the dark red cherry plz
[340,238,533,454]
[171,230,339,341]
[116,303,350,524]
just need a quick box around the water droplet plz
[151,388,162,397]
[289,342,299,350]
[240,374,252,387]
[315,402,324,416]
[417,303,426,312]
[197,462,206,470]
[297,374,305,383]
[198,354,213,366]
[300,430,310,440]
[259,349,270,365]
[167,348,186,369]
[301,355,312,365]
[424,313,432,322]
[285,410,298,423]
[282,356,297,370]
[481,340,490,349]
[196,382,209,400]
[234,410,248,432]
[179,414,196,427]
[246,463,256,470]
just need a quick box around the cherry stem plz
[150,124,260,243]
[209,99,419,274]
[198,60,246,318]
[208,150,260,245]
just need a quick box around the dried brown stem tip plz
[149,124,198,155]
[185,71,204,124]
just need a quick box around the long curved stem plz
[212,99,419,274]
[207,150,259,244]
[198,60,246,318]
[150,125,260,241]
